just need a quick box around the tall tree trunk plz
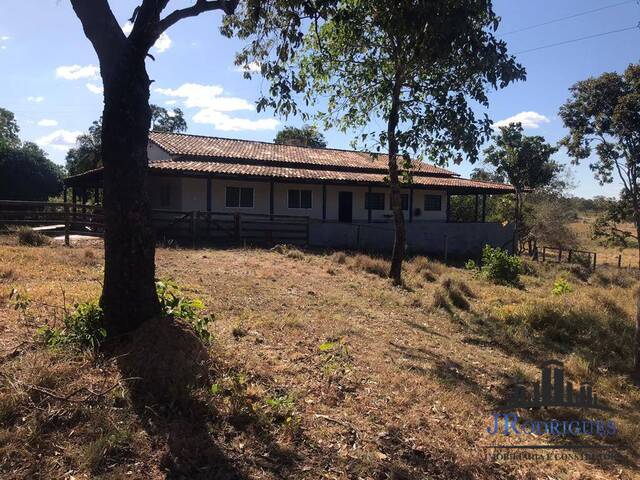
[99,54,161,335]
[635,220,640,381]
[388,75,405,285]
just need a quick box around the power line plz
[500,0,637,36]
[514,23,639,55]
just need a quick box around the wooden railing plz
[0,201,310,246]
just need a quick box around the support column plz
[482,194,487,223]
[367,184,372,223]
[269,180,274,219]
[206,178,212,212]
[63,186,68,204]
[474,194,479,222]
[446,192,451,223]
[322,184,327,222]
[409,186,414,223]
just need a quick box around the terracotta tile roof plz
[149,131,458,177]
[149,160,514,192]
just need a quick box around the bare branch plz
[159,0,239,33]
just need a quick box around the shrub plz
[331,251,347,264]
[155,280,214,343]
[493,295,633,371]
[441,277,474,310]
[350,254,388,278]
[464,259,478,271]
[552,278,572,295]
[480,245,521,285]
[17,227,50,246]
[40,301,106,351]
[411,256,443,282]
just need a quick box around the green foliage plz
[40,301,106,351]
[0,107,20,153]
[155,280,214,343]
[0,136,63,200]
[480,245,521,285]
[226,1,525,165]
[552,278,573,295]
[464,259,478,271]
[274,125,327,148]
[65,118,102,176]
[150,105,188,134]
[17,227,51,246]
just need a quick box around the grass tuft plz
[17,227,50,247]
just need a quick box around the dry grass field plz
[0,234,639,479]
[569,214,639,269]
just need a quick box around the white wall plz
[147,142,172,162]
[150,174,448,222]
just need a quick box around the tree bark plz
[99,53,161,335]
[635,220,640,381]
[387,75,405,285]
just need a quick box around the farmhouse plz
[64,132,516,255]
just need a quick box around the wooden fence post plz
[542,246,546,262]
[618,254,622,268]
[592,252,597,270]
[567,249,572,263]
[64,203,70,247]
[558,248,562,263]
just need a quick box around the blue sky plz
[0,0,638,198]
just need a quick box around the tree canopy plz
[274,125,327,148]
[151,105,188,134]
[0,107,20,153]
[483,123,561,195]
[226,0,525,283]
[0,108,63,201]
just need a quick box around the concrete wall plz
[308,220,515,256]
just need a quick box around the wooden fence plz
[0,200,309,246]
[522,237,635,270]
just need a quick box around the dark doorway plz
[338,191,353,223]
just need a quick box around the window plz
[424,194,442,211]
[401,194,409,211]
[288,189,312,209]
[365,192,385,210]
[225,186,254,208]
[159,183,171,208]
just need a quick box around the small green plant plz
[552,277,573,295]
[16,227,50,246]
[464,259,478,271]
[9,288,32,321]
[480,245,521,286]
[39,301,106,351]
[155,280,214,343]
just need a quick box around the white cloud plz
[36,129,82,152]
[494,111,550,129]
[122,21,134,36]
[37,119,58,127]
[86,82,104,94]
[27,96,44,103]
[165,100,177,106]
[153,33,172,53]
[192,110,279,132]
[155,82,277,132]
[1,46,6,51]
[122,22,171,53]
[234,61,261,74]
[56,64,99,80]
[155,83,252,111]
[0,36,10,41]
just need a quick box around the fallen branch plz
[314,413,360,441]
